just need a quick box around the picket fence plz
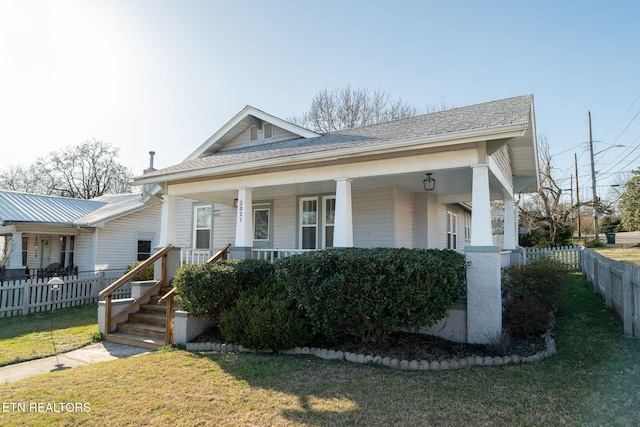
[581,248,640,339]
[0,271,129,318]
[522,245,582,269]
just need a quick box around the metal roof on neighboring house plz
[0,190,106,225]
[75,193,152,226]
[0,190,152,227]
[133,95,534,184]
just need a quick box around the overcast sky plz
[1,0,639,202]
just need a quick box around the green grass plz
[0,304,100,367]
[1,274,639,426]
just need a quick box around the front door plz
[253,202,273,249]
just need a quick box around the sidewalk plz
[0,342,152,384]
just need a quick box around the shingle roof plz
[136,95,533,182]
[0,190,149,226]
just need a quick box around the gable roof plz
[186,105,321,160]
[133,95,536,186]
[0,190,152,227]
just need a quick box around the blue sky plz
[1,0,639,203]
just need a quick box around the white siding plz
[95,205,161,272]
[213,203,236,248]
[75,232,95,273]
[222,125,302,151]
[353,188,393,248]
[394,187,414,248]
[175,198,194,249]
[273,195,296,249]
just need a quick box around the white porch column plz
[465,163,501,344]
[503,198,517,250]
[9,232,24,268]
[334,178,353,247]
[159,194,177,247]
[470,164,493,246]
[234,187,253,248]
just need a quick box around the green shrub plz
[502,256,568,310]
[125,261,154,281]
[218,279,313,350]
[173,259,274,319]
[503,295,553,338]
[276,247,467,344]
[174,263,238,319]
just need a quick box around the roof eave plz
[132,123,529,187]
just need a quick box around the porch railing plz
[252,248,316,263]
[98,244,173,339]
[181,248,214,265]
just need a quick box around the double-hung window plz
[299,196,336,249]
[60,235,75,267]
[194,205,213,249]
[447,212,458,250]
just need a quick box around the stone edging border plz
[185,331,556,371]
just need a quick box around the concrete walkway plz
[0,342,152,384]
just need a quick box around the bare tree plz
[288,86,423,132]
[519,136,580,247]
[0,139,133,199]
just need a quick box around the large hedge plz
[218,279,313,350]
[276,248,467,343]
[173,259,274,319]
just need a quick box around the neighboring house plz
[0,190,162,280]
[131,94,540,344]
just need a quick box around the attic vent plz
[264,122,273,139]
[250,126,258,141]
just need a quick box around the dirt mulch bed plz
[191,327,547,361]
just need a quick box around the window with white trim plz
[249,125,258,141]
[447,212,458,249]
[254,208,270,241]
[264,122,273,139]
[193,205,213,249]
[60,235,75,267]
[464,213,471,241]
[300,198,318,249]
[323,196,336,249]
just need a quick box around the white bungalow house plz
[131,94,540,344]
[0,190,162,280]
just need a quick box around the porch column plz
[334,178,353,247]
[470,164,493,246]
[503,198,517,250]
[232,187,253,259]
[159,194,177,247]
[465,163,501,344]
[9,232,24,268]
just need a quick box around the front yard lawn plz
[0,304,99,367]
[1,274,639,426]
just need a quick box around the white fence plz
[252,249,316,263]
[522,245,582,269]
[581,248,640,340]
[0,271,128,318]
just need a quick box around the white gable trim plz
[186,106,320,161]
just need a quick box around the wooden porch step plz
[104,332,165,350]
[128,311,167,327]
[117,322,166,340]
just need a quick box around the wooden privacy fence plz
[581,248,640,340]
[0,271,127,318]
[522,245,582,269]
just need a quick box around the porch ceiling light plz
[48,276,64,291]
[423,173,436,191]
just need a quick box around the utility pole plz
[588,111,599,241]
[575,153,581,238]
